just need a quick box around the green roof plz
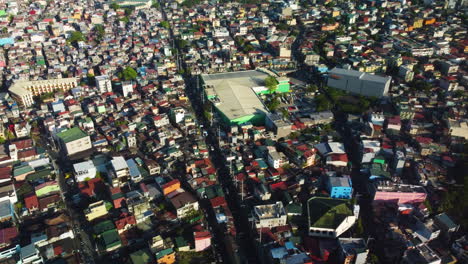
[130,249,152,264]
[308,197,354,229]
[94,220,115,235]
[111,192,124,200]
[373,158,385,165]
[155,248,174,260]
[0,10,6,17]
[26,169,52,182]
[286,203,302,215]
[56,127,88,143]
[174,236,188,248]
[100,229,121,249]
[13,165,34,177]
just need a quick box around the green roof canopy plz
[56,127,87,143]
[308,197,353,229]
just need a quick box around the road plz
[40,133,97,264]
[157,2,243,263]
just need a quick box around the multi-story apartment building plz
[9,78,78,107]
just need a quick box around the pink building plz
[194,231,211,252]
[374,184,427,204]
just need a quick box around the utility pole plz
[241,178,244,202]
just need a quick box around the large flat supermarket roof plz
[201,70,269,121]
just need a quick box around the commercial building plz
[265,113,292,138]
[253,202,287,229]
[110,156,130,187]
[448,119,468,139]
[73,160,97,182]
[328,177,353,199]
[114,0,152,9]
[9,78,78,107]
[307,197,358,238]
[338,238,369,264]
[95,75,113,94]
[56,127,92,156]
[373,183,427,204]
[169,191,199,218]
[327,68,391,98]
[85,200,108,221]
[202,70,290,125]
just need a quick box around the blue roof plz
[0,200,12,219]
[126,159,141,178]
[285,241,296,250]
[0,38,14,46]
[271,247,288,259]
[20,244,36,259]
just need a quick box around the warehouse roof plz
[202,71,269,121]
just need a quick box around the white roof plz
[111,156,128,171]
[362,152,375,163]
[201,71,269,121]
[315,142,346,156]
[362,140,381,151]
[27,158,50,169]
[328,142,346,154]
[73,160,95,172]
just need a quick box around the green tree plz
[119,17,130,23]
[244,44,254,52]
[67,31,85,44]
[306,84,318,93]
[267,97,280,111]
[265,76,278,93]
[0,136,5,144]
[94,24,105,41]
[277,22,289,31]
[5,130,15,140]
[176,39,189,49]
[110,2,120,10]
[160,21,170,29]
[151,0,160,8]
[315,94,332,111]
[123,7,133,16]
[368,253,379,264]
[119,66,138,81]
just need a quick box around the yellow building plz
[413,18,424,29]
[332,9,340,17]
[9,78,78,107]
[85,201,108,221]
[156,249,176,264]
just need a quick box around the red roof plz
[18,149,37,160]
[163,179,180,189]
[113,197,126,209]
[270,182,288,191]
[12,139,33,150]
[330,154,348,162]
[210,196,227,208]
[24,194,39,210]
[194,231,211,240]
[110,187,122,195]
[0,227,18,246]
[0,167,12,180]
[140,183,148,193]
[115,215,136,230]
[79,183,93,197]
[53,245,63,256]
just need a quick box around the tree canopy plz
[67,31,85,44]
[119,67,138,81]
[94,24,105,41]
[160,21,170,29]
[265,76,278,92]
